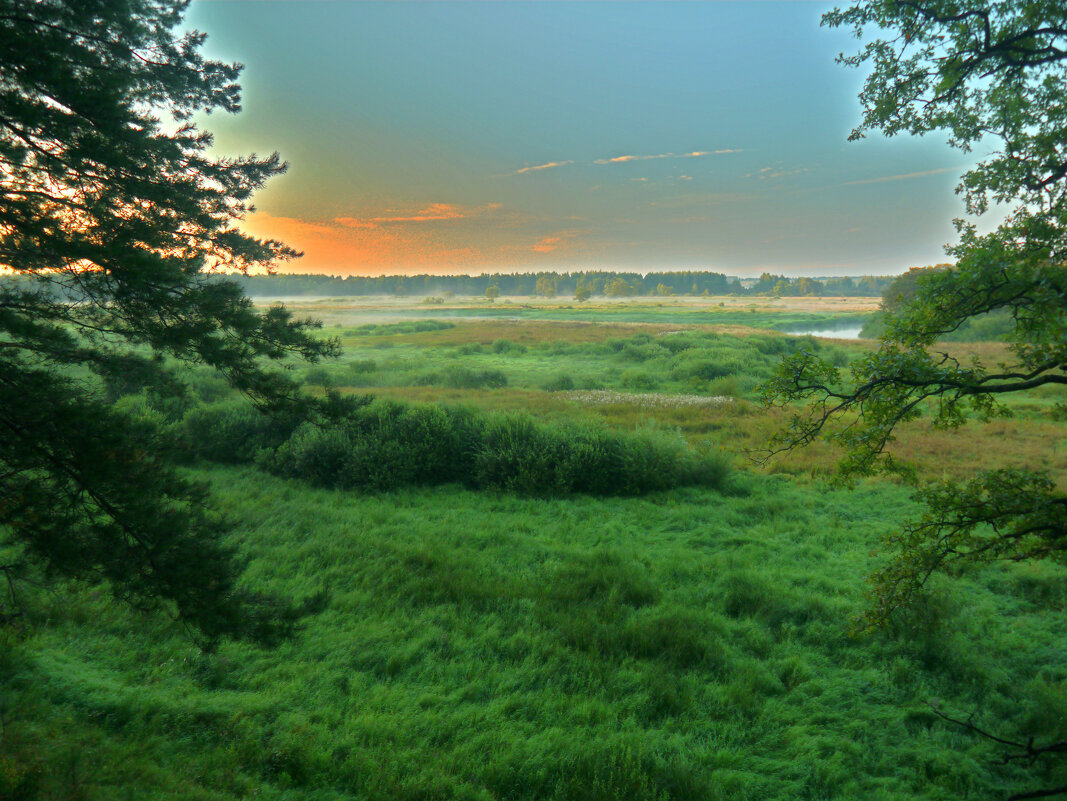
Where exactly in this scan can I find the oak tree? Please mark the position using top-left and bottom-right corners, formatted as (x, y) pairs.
(762, 2), (1066, 795)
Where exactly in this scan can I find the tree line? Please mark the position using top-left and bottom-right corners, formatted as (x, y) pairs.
(219, 270), (895, 299)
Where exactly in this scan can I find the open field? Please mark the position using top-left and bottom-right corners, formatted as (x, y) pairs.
(5, 296), (1066, 800)
(265, 295), (879, 331)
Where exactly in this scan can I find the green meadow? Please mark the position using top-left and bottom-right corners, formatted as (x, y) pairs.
(4, 298), (1066, 800)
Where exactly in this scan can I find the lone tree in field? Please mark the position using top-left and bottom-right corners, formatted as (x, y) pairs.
(0, 0), (335, 643)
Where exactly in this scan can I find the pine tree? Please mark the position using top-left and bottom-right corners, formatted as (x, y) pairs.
(0, 0), (336, 643)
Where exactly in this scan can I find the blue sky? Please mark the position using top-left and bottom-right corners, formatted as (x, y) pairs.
(187, 1), (972, 276)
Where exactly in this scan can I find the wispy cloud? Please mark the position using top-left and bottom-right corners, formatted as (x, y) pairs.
(593, 150), (712, 165)
(505, 149), (739, 176)
(747, 166), (808, 179)
(843, 167), (955, 186)
(335, 202), (502, 229)
(510, 160), (573, 176)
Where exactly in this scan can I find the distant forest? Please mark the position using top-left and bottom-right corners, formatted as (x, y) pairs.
(222, 270), (895, 298)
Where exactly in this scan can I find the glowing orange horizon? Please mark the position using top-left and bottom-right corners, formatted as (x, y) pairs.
(240, 206), (587, 275)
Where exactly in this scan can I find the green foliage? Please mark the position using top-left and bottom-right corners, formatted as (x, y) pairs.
(766, 0), (1067, 604)
(543, 373), (576, 392)
(416, 365), (509, 389)
(2, 374), (299, 646)
(766, 3), (1067, 791)
(349, 358), (378, 374)
(492, 338), (528, 354)
(177, 401), (303, 464)
(0, 0), (337, 640)
(353, 320), (454, 336)
(6, 469), (1065, 799)
(255, 399), (729, 496)
(218, 268), (891, 299)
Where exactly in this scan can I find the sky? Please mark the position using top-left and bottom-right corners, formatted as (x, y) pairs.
(186, 1), (975, 278)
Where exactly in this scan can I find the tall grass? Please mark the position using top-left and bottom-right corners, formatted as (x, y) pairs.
(252, 399), (729, 495)
(5, 470), (1064, 800)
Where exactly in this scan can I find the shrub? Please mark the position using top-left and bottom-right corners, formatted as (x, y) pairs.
(621, 369), (659, 391)
(542, 373), (575, 392)
(303, 366), (331, 386)
(414, 367), (508, 389)
(178, 401), (302, 464)
(441, 366), (507, 389)
(229, 399), (730, 497)
(675, 359), (742, 382)
(620, 343), (669, 362)
(472, 413), (571, 493)
(265, 401), (478, 490)
(262, 422), (356, 486)
(491, 338), (527, 355)
(657, 335), (697, 354)
(348, 359), (377, 374)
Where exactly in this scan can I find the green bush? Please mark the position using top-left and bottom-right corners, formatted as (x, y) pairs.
(261, 422), (355, 485)
(443, 366), (508, 389)
(354, 320), (454, 336)
(265, 402), (478, 490)
(621, 369), (659, 391)
(178, 401), (302, 464)
(255, 399), (729, 497)
(542, 374), (575, 392)
(620, 343), (669, 362)
(491, 338), (527, 355)
(674, 358), (742, 382)
(348, 358), (377, 374)
(472, 413), (574, 494)
(414, 366), (508, 389)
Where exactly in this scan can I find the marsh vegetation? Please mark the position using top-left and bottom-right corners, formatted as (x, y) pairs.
(4, 296), (1065, 800)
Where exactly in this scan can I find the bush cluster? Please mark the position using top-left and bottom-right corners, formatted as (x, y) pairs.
(176, 397), (728, 496)
(415, 366), (508, 389)
(352, 320), (454, 336)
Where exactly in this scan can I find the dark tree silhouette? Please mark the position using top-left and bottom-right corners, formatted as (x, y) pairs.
(0, 0), (336, 643)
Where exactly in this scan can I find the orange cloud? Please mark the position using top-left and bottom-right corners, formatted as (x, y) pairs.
(530, 229), (586, 254)
(532, 235), (563, 253)
(241, 210), (484, 274)
(238, 202), (579, 274)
